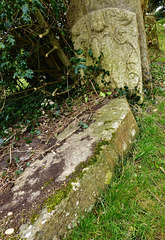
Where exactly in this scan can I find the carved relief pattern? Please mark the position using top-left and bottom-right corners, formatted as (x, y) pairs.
(71, 8), (142, 91)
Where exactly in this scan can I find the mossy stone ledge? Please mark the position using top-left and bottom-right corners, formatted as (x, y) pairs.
(0, 98), (138, 240)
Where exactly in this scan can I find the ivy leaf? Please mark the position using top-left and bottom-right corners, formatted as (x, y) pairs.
(15, 168), (23, 175)
(74, 64), (86, 74)
(78, 63), (86, 69)
(35, 130), (41, 136)
(13, 71), (19, 79)
(79, 121), (88, 129)
(0, 42), (5, 49)
(14, 157), (20, 163)
(22, 4), (30, 23)
(75, 49), (83, 55)
(0, 138), (4, 146)
(25, 69), (34, 79)
(4, 21), (12, 28)
(106, 91), (112, 96)
(88, 48), (93, 58)
(32, 0), (45, 11)
(74, 66), (79, 74)
(99, 92), (106, 98)
(80, 58), (86, 62)
(7, 35), (15, 46)
(70, 57), (77, 63)
(105, 70), (110, 76)
(22, 4), (29, 15)
(27, 162), (30, 167)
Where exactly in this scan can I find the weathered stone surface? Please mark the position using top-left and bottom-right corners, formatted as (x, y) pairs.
(145, 16), (159, 49)
(71, 8), (143, 95)
(0, 98), (138, 239)
(67, 0), (150, 86)
(18, 98), (138, 239)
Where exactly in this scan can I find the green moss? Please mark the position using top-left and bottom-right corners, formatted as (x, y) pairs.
(104, 170), (113, 184)
(91, 140), (110, 159)
(74, 140), (110, 177)
(30, 212), (40, 224)
(44, 181), (73, 212)
(34, 141), (110, 215)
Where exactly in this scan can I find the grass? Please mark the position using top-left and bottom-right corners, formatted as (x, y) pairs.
(66, 21), (165, 240)
(157, 19), (165, 25)
(66, 99), (165, 240)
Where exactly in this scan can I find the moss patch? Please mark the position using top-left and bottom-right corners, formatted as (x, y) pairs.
(44, 182), (72, 212)
(104, 170), (113, 184)
(73, 140), (110, 179)
(43, 140), (110, 212)
(30, 212), (40, 224)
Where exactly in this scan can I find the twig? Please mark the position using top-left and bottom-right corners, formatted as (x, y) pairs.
(89, 79), (99, 96)
(3, 134), (15, 145)
(63, 0), (69, 8)
(148, 190), (165, 207)
(66, 68), (70, 98)
(0, 150), (34, 160)
(0, 145), (8, 154)
(56, 85), (76, 96)
(159, 167), (165, 174)
(0, 89), (6, 112)
(0, 73), (6, 112)
(40, 88), (52, 96)
(6, 80), (65, 97)
(9, 145), (12, 164)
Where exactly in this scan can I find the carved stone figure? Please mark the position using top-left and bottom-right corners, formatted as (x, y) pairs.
(71, 8), (143, 95)
(68, 0), (150, 92)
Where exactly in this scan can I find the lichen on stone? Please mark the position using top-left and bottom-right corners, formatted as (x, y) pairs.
(104, 170), (113, 184)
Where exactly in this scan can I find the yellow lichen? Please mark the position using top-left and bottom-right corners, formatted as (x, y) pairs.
(104, 170), (112, 184)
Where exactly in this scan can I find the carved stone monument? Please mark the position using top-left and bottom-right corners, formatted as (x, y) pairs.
(71, 8), (143, 93)
(145, 16), (159, 49)
(68, 0), (150, 99)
